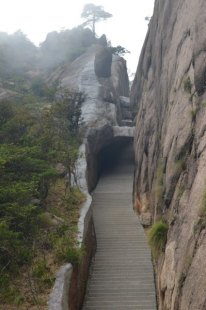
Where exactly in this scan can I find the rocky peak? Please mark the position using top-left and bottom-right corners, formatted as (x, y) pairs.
(48, 40), (132, 192)
(50, 41), (130, 128)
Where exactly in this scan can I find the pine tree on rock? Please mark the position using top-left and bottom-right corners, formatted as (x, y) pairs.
(81, 3), (112, 37)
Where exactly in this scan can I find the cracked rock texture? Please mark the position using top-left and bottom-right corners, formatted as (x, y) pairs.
(49, 44), (129, 128)
(131, 0), (206, 309)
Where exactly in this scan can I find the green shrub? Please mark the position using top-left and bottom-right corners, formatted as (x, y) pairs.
(111, 45), (130, 56)
(0, 274), (24, 305)
(37, 212), (53, 228)
(65, 247), (84, 265)
(66, 187), (86, 208)
(54, 234), (84, 265)
(148, 220), (168, 258)
(32, 259), (54, 288)
(32, 260), (47, 278)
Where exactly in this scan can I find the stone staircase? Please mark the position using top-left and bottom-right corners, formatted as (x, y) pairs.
(119, 96), (134, 127)
(83, 144), (157, 310)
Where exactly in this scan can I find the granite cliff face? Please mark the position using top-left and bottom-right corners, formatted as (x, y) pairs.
(131, 0), (206, 309)
(49, 44), (129, 128)
(49, 43), (131, 192)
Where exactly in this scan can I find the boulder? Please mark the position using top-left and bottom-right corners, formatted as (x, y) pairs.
(94, 47), (112, 78)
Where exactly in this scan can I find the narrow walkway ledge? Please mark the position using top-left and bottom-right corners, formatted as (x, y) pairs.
(48, 264), (73, 310)
(83, 142), (157, 310)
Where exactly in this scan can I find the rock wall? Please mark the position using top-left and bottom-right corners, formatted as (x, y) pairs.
(52, 42), (131, 191)
(131, 0), (206, 309)
(50, 43), (130, 128)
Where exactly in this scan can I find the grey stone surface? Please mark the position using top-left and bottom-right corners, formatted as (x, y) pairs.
(131, 0), (206, 309)
(140, 212), (152, 227)
(50, 43), (130, 129)
(119, 96), (130, 107)
(113, 126), (134, 138)
(94, 47), (112, 78)
(111, 55), (129, 97)
(49, 264), (72, 310)
(119, 96), (132, 120)
(50, 45), (129, 129)
(79, 57), (117, 128)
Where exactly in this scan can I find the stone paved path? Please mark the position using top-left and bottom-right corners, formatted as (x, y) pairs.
(83, 144), (157, 310)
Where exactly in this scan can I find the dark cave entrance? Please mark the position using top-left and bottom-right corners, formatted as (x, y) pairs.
(97, 137), (134, 177)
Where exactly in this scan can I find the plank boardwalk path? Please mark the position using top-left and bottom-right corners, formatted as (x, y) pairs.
(83, 144), (157, 310)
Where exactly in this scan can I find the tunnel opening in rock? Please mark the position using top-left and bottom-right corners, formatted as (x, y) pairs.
(97, 137), (134, 177)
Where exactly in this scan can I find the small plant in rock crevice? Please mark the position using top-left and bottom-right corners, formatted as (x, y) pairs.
(148, 220), (168, 258)
(183, 77), (192, 94)
(190, 108), (198, 122)
(193, 190), (206, 234)
(200, 189), (206, 217)
(173, 159), (187, 176)
(194, 188), (206, 232)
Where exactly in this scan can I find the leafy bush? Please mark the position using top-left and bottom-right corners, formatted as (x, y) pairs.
(111, 45), (130, 56)
(65, 247), (84, 265)
(31, 77), (59, 100)
(32, 259), (54, 289)
(37, 212), (53, 228)
(148, 220), (168, 258)
(0, 273), (24, 305)
(66, 187), (86, 207)
(55, 235), (84, 265)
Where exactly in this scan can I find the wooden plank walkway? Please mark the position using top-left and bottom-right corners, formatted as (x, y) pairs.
(83, 144), (157, 310)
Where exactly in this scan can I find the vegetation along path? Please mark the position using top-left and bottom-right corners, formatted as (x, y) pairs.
(83, 143), (157, 309)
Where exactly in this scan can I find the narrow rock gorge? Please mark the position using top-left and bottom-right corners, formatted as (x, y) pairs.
(131, 0), (206, 309)
(49, 38), (138, 309)
(3, 2), (206, 307)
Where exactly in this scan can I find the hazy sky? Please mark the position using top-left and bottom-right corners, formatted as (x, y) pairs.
(0, 0), (154, 72)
